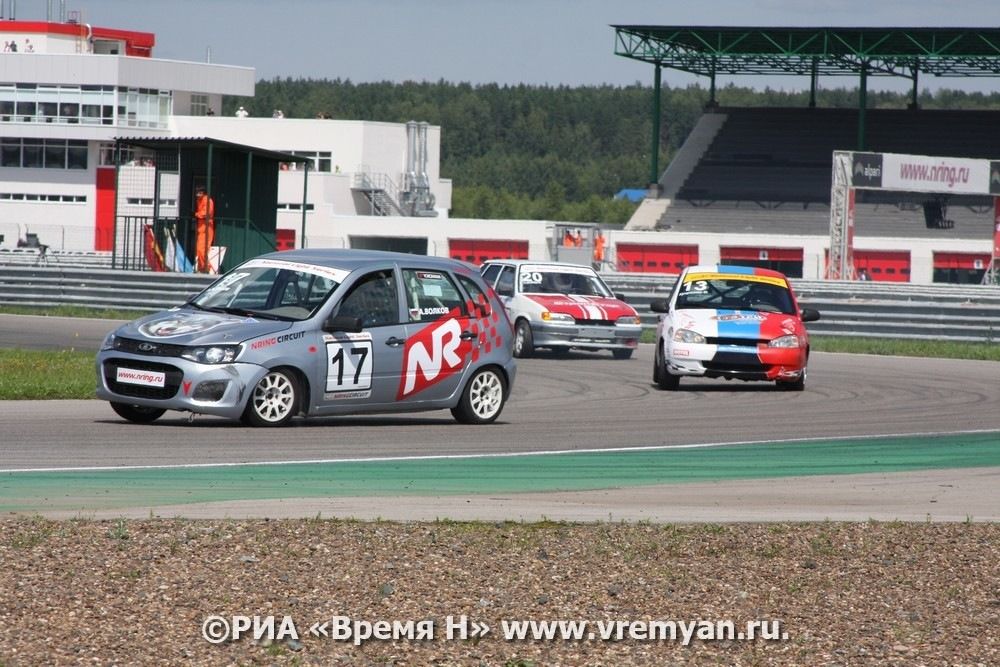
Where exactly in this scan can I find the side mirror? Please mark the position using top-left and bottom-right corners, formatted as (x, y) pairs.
(615, 292), (627, 302)
(324, 314), (363, 333)
(649, 299), (670, 314)
(799, 308), (821, 323)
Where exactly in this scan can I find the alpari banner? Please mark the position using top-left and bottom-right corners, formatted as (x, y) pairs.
(863, 152), (993, 195)
(851, 153), (883, 188)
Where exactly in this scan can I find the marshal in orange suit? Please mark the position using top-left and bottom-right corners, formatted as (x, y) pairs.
(194, 185), (215, 273)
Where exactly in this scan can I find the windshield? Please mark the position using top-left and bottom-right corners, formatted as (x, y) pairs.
(675, 274), (795, 315)
(190, 259), (347, 321)
(518, 268), (612, 297)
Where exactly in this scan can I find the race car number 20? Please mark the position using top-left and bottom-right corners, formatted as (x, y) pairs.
(326, 341), (373, 392)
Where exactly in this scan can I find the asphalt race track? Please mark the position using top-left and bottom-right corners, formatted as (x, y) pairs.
(2, 314), (1000, 471)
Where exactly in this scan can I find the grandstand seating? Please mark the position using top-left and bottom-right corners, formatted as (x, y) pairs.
(663, 107), (1000, 238)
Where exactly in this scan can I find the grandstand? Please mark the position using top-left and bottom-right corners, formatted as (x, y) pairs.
(614, 26), (1000, 283)
(662, 107), (999, 240)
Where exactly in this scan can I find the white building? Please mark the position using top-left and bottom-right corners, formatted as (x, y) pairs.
(0, 15), (456, 256)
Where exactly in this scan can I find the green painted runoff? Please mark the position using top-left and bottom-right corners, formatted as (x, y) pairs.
(1, 432), (998, 512)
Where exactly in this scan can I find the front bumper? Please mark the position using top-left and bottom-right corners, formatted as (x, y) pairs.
(531, 322), (641, 350)
(667, 343), (806, 381)
(95, 353), (269, 419)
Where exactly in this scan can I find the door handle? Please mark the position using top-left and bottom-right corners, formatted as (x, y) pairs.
(459, 331), (476, 341)
(385, 336), (406, 347)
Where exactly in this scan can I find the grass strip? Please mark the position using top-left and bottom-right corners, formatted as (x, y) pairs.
(0, 349), (95, 400)
(0, 305), (149, 320)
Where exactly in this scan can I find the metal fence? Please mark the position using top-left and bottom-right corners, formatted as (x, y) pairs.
(601, 274), (1000, 343)
(1, 265), (999, 342)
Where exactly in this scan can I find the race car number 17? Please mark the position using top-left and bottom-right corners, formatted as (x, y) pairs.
(326, 341), (373, 392)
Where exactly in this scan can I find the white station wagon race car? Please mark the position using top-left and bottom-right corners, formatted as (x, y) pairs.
(479, 259), (642, 359)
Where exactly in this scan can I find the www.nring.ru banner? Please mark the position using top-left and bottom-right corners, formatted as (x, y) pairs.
(857, 151), (993, 195)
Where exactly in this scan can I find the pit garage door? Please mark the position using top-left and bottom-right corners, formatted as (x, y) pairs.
(933, 251), (990, 284)
(449, 239), (528, 265)
(720, 246), (803, 278)
(855, 250), (911, 283)
(615, 243), (698, 274)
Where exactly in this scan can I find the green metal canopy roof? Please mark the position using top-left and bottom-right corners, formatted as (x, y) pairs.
(613, 26), (1000, 78)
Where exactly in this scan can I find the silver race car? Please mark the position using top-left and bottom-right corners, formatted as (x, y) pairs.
(96, 249), (516, 426)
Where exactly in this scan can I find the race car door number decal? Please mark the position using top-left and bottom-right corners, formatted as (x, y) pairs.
(325, 341), (373, 393)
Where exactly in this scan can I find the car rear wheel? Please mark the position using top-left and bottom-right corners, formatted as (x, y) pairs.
(110, 402), (166, 424)
(242, 368), (299, 427)
(451, 367), (506, 424)
(612, 348), (634, 360)
(655, 343), (679, 390)
(513, 320), (534, 358)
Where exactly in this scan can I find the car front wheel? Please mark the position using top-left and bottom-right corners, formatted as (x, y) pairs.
(777, 371), (806, 392)
(242, 368), (299, 427)
(655, 343), (679, 390)
(110, 402), (166, 423)
(513, 320), (534, 358)
(451, 367), (507, 424)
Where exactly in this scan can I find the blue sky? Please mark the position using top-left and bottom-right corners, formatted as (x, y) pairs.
(25, 1), (1000, 92)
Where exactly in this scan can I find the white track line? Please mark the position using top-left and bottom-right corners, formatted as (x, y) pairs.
(2, 428), (997, 475)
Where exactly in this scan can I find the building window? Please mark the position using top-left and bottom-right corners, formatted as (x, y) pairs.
(0, 190), (86, 203)
(0, 137), (88, 170)
(191, 94), (209, 116)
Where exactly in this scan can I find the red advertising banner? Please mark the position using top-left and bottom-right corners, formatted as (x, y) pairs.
(993, 196), (1000, 258)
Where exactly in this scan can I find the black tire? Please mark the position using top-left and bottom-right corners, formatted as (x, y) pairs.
(655, 343), (679, 390)
(513, 320), (534, 358)
(612, 348), (634, 360)
(110, 402), (165, 423)
(451, 367), (507, 424)
(241, 368), (300, 427)
(777, 372), (806, 392)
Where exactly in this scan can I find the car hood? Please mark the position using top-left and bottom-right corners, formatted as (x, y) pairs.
(117, 309), (294, 345)
(672, 308), (804, 340)
(525, 294), (638, 320)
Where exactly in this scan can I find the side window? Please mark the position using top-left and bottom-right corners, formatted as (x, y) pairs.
(481, 263), (502, 286)
(456, 273), (490, 315)
(337, 270), (399, 328)
(495, 266), (515, 297)
(403, 269), (467, 322)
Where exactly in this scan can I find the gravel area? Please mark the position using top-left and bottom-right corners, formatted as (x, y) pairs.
(1, 519), (997, 666)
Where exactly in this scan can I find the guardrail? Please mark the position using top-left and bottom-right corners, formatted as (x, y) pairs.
(1, 265), (999, 342)
(601, 274), (1000, 343)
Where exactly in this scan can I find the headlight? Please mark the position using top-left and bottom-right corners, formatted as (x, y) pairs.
(616, 315), (641, 326)
(100, 332), (117, 350)
(180, 345), (241, 364)
(541, 311), (574, 323)
(673, 328), (706, 344)
(769, 334), (801, 348)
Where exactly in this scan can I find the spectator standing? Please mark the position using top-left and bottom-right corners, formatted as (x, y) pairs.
(194, 186), (216, 273)
(235, 106), (249, 118)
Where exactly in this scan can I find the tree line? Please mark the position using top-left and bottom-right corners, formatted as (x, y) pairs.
(225, 80), (1000, 224)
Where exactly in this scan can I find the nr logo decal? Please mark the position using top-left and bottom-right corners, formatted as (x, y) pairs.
(397, 310), (472, 400)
